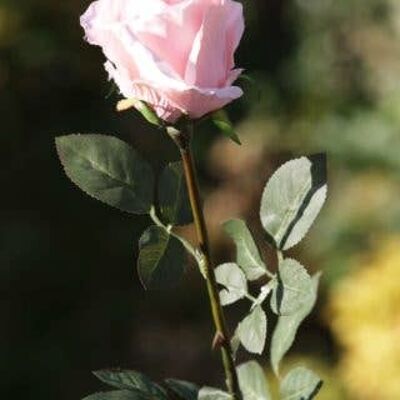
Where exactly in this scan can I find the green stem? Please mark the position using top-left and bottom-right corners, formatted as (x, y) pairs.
(169, 123), (242, 400)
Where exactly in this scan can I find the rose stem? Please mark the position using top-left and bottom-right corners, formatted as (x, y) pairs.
(168, 122), (242, 400)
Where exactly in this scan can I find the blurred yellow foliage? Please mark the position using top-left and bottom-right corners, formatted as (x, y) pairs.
(328, 237), (400, 399)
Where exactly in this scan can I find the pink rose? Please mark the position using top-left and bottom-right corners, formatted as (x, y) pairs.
(81, 0), (244, 123)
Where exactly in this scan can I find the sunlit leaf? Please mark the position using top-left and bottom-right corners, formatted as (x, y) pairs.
(270, 258), (312, 316)
(231, 333), (241, 361)
(260, 155), (327, 250)
(223, 219), (267, 280)
(198, 387), (231, 400)
(237, 361), (271, 400)
(137, 226), (185, 290)
(56, 134), (154, 214)
(270, 274), (321, 376)
(237, 306), (267, 354)
(215, 263), (248, 306)
(280, 367), (323, 400)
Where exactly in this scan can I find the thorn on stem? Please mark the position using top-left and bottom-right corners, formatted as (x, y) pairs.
(212, 331), (226, 350)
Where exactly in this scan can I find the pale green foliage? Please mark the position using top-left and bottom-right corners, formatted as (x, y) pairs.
(270, 274), (321, 376)
(260, 156), (327, 250)
(270, 258), (313, 316)
(215, 155), (326, 398)
(198, 387), (232, 400)
(230, 333), (241, 361)
(284, 185), (327, 251)
(280, 367), (322, 400)
(223, 219), (268, 280)
(215, 263), (248, 306)
(56, 134), (154, 214)
(237, 361), (271, 400)
(137, 226), (185, 290)
(237, 305), (267, 354)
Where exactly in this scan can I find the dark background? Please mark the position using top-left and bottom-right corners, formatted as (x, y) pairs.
(1, 1), (400, 399)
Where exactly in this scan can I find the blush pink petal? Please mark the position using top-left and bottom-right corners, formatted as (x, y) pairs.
(106, 59), (243, 122)
(81, 0), (245, 123)
(185, 1), (243, 88)
(81, 0), (143, 82)
(224, 1), (245, 72)
(105, 61), (184, 122)
(185, 4), (229, 87)
(163, 85), (244, 119)
(131, 82), (184, 122)
(125, 0), (210, 78)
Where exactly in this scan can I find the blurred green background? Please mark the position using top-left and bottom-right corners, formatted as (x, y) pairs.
(1, 0), (400, 399)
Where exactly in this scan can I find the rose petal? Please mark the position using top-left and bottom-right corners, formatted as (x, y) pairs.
(81, 0), (245, 123)
(163, 84), (243, 119)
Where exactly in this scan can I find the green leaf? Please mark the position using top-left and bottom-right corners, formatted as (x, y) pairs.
(238, 73), (257, 86)
(56, 134), (154, 214)
(137, 226), (186, 290)
(237, 305), (267, 354)
(164, 379), (199, 400)
(93, 370), (166, 399)
(135, 100), (162, 127)
(215, 263), (248, 306)
(117, 99), (162, 127)
(260, 155), (327, 250)
(223, 219), (267, 281)
(280, 367), (323, 400)
(211, 110), (241, 145)
(158, 162), (193, 226)
(198, 387), (231, 400)
(231, 333), (241, 361)
(82, 390), (148, 400)
(270, 274), (320, 376)
(237, 361), (271, 400)
(270, 258), (313, 316)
